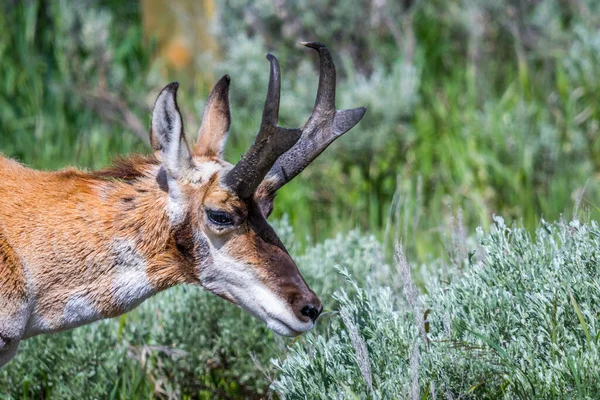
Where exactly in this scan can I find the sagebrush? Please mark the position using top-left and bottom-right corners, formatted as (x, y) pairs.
(273, 218), (600, 399)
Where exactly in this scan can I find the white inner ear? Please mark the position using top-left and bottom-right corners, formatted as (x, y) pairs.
(151, 85), (194, 225)
(194, 76), (231, 158)
(151, 87), (191, 179)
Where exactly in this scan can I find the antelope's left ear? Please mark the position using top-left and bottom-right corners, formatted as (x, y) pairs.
(150, 82), (192, 179)
(194, 75), (231, 157)
(254, 178), (277, 218)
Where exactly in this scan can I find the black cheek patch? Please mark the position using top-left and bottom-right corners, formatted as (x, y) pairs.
(155, 167), (169, 192)
(173, 216), (214, 272)
(173, 216), (196, 262)
(197, 234), (211, 260)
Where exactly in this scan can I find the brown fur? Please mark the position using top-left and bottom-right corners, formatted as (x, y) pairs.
(0, 148), (301, 333)
(0, 229), (26, 308)
(92, 154), (160, 182)
(0, 154), (196, 329)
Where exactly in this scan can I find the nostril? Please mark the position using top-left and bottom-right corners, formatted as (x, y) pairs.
(300, 304), (321, 322)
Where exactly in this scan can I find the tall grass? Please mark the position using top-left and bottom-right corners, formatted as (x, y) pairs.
(0, 1), (149, 169)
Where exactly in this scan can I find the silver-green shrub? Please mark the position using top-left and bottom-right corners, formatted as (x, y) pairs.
(272, 218), (600, 399)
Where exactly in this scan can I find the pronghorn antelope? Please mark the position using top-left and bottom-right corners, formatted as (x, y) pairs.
(0, 42), (365, 367)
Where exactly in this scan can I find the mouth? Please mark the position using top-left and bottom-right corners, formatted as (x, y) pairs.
(210, 287), (314, 336)
(204, 268), (318, 336)
(264, 314), (315, 337)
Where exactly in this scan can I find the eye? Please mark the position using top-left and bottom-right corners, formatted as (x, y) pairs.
(206, 209), (234, 226)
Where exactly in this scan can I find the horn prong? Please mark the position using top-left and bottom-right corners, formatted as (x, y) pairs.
(225, 43), (365, 200)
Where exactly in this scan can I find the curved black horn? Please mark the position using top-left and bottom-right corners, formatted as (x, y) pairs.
(223, 54), (302, 199)
(261, 42), (366, 193)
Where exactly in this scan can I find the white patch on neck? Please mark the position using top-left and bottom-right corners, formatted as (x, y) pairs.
(111, 239), (154, 312)
(0, 295), (30, 341)
(20, 264), (50, 339)
(61, 294), (102, 329)
(22, 313), (51, 339)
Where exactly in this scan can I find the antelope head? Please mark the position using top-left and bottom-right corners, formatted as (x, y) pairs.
(150, 42), (365, 336)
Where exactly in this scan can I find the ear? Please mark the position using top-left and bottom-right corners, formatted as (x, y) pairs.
(194, 75), (231, 158)
(254, 177), (277, 218)
(150, 82), (192, 178)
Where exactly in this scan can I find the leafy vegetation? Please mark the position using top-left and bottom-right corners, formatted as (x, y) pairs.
(274, 218), (600, 398)
(2, 0), (600, 398)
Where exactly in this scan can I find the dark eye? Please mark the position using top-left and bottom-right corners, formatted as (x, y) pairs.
(206, 209), (234, 226)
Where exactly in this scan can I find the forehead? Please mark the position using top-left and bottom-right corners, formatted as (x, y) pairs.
(202, 183), (245, 213)
(186, 156), (246, 213)
(189, 156), (230, 183)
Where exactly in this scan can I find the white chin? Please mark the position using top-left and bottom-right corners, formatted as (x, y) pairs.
(266, 318), (314, 337)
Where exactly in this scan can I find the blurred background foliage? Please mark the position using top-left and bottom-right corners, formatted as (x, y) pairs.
(0, 0), (600, 258)
(3, 0), (600, 256)
(2, 0), (600, 398)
